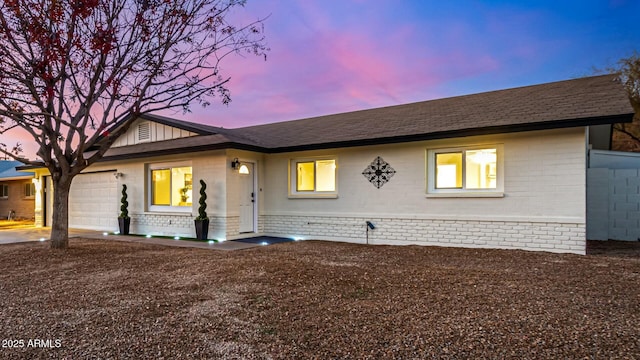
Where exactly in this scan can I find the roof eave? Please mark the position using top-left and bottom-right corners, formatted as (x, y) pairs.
(29, 112), (637, 162)
(266, 113), (635, 153)
(97, 142), (268, 162)
(0, 175), (33, 181)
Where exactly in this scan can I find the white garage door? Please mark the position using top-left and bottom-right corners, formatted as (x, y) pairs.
(69, 171), (118, 230)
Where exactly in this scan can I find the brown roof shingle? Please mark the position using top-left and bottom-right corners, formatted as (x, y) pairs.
(236, 74), (633, 151)
(103, 74), (634, 160)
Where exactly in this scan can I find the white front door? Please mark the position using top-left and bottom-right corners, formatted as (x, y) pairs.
(238, 162), (255, 233)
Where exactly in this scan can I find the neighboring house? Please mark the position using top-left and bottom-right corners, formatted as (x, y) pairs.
(0, 160), (35, 220)
(26, 74), (635, 254)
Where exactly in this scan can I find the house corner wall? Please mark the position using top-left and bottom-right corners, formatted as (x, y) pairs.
(262, 128), (587, 254)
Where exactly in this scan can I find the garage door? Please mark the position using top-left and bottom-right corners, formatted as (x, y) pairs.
(69, 171), (118, 230)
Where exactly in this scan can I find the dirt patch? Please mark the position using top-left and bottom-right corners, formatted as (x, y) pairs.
(0, 239), (639, 359)
(587, 239), (640, 258)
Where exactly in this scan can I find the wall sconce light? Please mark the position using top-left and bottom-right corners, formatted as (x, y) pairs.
(114, 172), (123, 179)
(231, 158), (240, 170)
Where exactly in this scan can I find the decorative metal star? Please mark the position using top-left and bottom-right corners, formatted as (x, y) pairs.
(362, 156), (396, 189)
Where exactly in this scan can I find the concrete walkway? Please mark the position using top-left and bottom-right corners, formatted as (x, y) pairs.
(0, 227), (261, 250)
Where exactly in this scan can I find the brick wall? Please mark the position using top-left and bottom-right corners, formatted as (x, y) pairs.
(0, 181), (35, 220)
(263, 215), (586, 254)
(130, 213), (245, 241)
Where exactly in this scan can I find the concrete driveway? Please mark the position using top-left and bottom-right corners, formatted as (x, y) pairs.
(0, 227), (108, 245)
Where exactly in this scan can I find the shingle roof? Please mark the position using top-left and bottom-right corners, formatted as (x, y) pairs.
(236, 74), (633, 151)
(102, 74), (634, 160)
(0, 160), (33, 180)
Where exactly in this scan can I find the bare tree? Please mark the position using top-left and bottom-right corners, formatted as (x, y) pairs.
(0, 0), (267, 248)
(613, 52), (640, 150)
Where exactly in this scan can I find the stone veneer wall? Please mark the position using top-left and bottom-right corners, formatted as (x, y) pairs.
(262, 215), (586, 254)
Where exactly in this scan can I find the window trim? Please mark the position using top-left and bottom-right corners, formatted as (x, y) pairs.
(426, 144), (504, 198)
(288, 157), (338, 198)
(147, 161), (193, 213)
(24, 182), (35, 198)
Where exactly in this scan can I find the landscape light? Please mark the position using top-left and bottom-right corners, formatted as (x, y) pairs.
(114, 231), (120, 235)
(261, 241), (269, 246)
(103, 232), (108, 236)
(39, 238), (45, 242)
(145, 234), (152, 238)
(208, 240), (215, 244)
(174, 236), (180, 240)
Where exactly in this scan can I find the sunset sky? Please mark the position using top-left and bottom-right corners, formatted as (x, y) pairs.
(2, 0), (640, 159)
(180, 0), (639, 127)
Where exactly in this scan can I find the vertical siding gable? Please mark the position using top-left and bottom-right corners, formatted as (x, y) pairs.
(111, 119), (198, 147)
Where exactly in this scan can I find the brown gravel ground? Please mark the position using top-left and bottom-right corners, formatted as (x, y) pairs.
(0, 239), (639, 359)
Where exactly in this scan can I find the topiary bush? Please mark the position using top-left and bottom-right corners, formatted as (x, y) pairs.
(119, 184), (129, 219)
(196, 179), (208, 221)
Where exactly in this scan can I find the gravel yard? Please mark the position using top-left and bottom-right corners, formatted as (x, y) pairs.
(0, 239), (639, 359)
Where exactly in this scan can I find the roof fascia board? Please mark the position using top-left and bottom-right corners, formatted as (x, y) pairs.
(98, 142), (268, 162)
(136, 113), (216, 135)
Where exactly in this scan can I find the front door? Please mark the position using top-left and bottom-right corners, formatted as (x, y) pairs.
(238, 162), (255, 233)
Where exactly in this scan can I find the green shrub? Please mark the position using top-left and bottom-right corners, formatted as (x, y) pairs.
(119, 184), (129, 219)
(196, 179), (208, 221)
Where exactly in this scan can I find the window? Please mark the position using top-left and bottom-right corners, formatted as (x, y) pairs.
(289, 158), (337, 197)
(427, 145), (503, 196)
(24, 182), (36, 198)
(0, 184), (8, 199)
(148, 162), (193, 211)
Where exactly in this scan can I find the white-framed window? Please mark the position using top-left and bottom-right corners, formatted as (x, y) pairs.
(427, 145), (504, 197)
(0, 184), (8, 199)
(24, 182), (35, 198)
(289, 157), (337, 198)
(148, 161), (193, 212)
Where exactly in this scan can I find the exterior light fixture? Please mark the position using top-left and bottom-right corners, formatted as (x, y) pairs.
(231, 158), (240, 170)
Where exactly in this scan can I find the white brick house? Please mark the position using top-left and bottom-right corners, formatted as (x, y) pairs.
(28, 75), (635, 254)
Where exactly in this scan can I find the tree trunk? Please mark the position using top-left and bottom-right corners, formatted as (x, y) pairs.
(50, 176), (73, 249)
